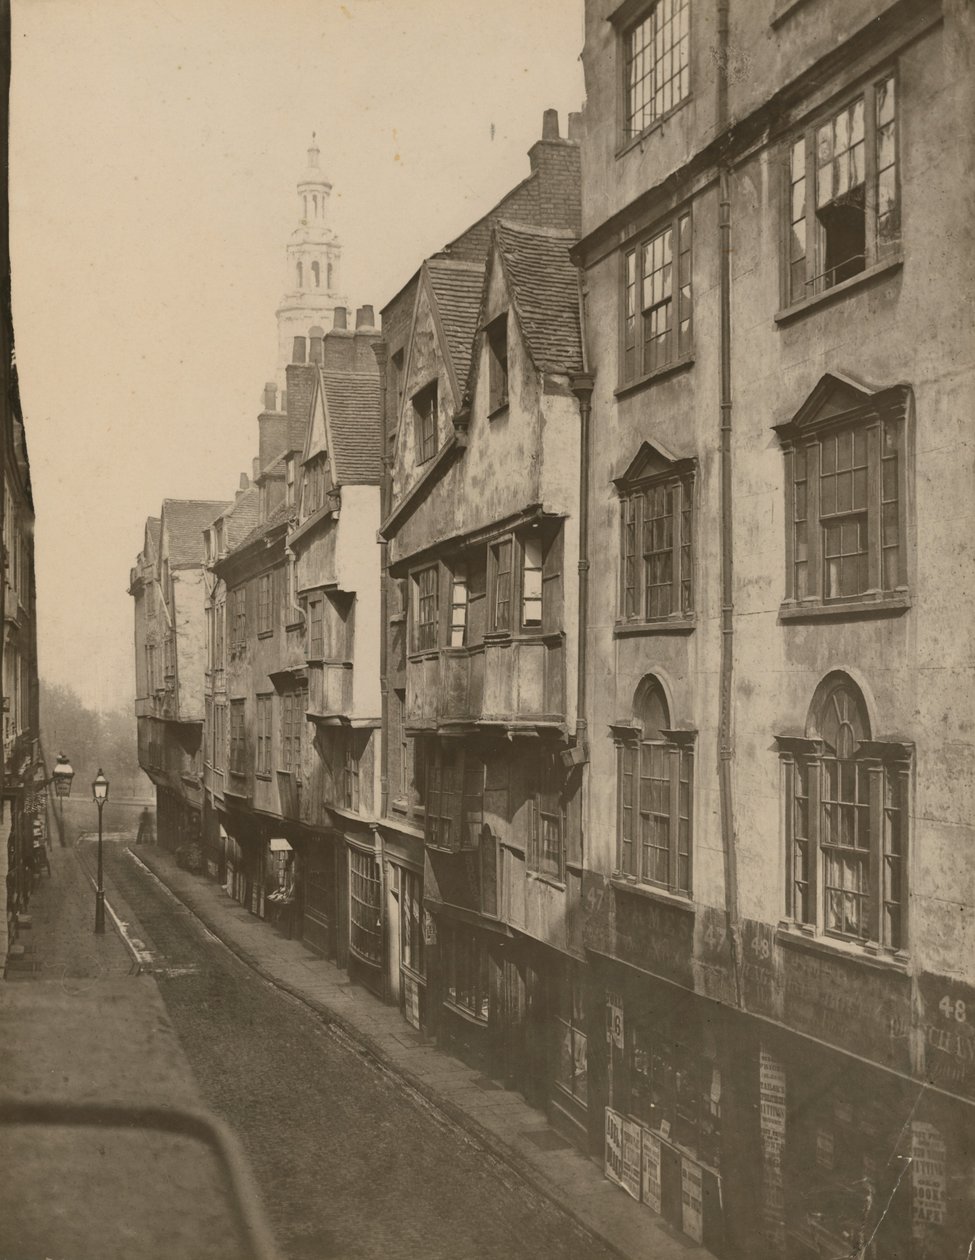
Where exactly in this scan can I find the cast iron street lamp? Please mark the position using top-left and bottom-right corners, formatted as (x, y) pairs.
(52, 753), (75, 847)
(92, 768), (109, 934)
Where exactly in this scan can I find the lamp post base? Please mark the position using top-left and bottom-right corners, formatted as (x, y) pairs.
(94, 889), (106, 935)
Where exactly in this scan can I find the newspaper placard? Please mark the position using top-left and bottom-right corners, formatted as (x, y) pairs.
(641, 1130), (662, 1214)
(621, 1119), (642, 1201)
(606, 991), (624, 1048)
(681, 1157), (704, 1243)
(604, 1107), (623, 1186)
(911, 1121), (947, 1231)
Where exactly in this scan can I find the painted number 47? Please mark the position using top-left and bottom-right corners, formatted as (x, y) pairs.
(939, 996), (967, 1023)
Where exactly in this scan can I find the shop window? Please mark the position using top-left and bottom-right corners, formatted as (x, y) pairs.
(486, 313), (508, 413)
(615, 677), (694, 895)
(778, 673), (911, 951)
(786, 72), (899, 306)
(443, 921), (490, 1023)
(622, 0), (690, 140)
(529, 748), (566, 881)
(413, 381), (438, 465)
(555, 966), (588, 1106)
(621, 211), (692, 385)
(400, 866), (424, 977)
(775, 377), (909, 613)
(256, 694), (272, 776)
(349, 848), (381, 965)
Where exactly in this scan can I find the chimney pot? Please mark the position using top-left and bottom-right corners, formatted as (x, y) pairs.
(309, 335), (324, 365)
(239, 473), (249, 490)
(292, 336), (306, 364)
(567, 112), (583, 143)
(542, 108), (560, 140)
(333, 306), (348, 331)
(263, 381), (277, 412)
(355, 304), (375, 329)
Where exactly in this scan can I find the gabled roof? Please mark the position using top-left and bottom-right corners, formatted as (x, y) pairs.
(226, 498), (293, 558)
(493, 221), (583, 376)
(321, 370), (382, 485)
(162, 499), (232, 568)
(425, 259), (485, 394)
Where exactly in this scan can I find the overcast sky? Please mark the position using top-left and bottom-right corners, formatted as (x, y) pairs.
(9, 0), (584, 713)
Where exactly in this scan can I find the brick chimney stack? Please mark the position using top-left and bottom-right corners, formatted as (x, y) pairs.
(292, 336), (307, 364)
(263, 382), (277, 412)
(528, 108), (582, 236)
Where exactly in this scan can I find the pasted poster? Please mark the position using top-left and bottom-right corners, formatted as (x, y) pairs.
(605, 991), (624, 1048)
(604, 1108), (623, 1186)
(641, 1129), (662, 1214)
(911, 1121), (947, 1233)
(759, 1046), (787, 1250)
(680, 1157), (704, 1243)
(621, 1118), (641, 1201)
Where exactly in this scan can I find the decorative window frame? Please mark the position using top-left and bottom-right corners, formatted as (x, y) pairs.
(773, 375), (911, 620)
(776, 674), (912, 957)
(614, 440), (696, 634)
(619, 209), (693, 389)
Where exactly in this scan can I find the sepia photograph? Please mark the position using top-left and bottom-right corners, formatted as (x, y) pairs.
(0, 0), (972, 1257)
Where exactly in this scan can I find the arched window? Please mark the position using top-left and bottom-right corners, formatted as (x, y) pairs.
(615, 677), (693, 895)
(312, 194), (318, 217)
(303, 195), (308, 220)
(327, 262), (333, 289)
(311, 261), (320, 288)
(778, 673), (911, 950)
(296, 261), (303, 288)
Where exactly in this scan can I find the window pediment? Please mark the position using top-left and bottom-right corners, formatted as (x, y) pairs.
(613, 440), (695, 490)
(773, 374), (910, 442)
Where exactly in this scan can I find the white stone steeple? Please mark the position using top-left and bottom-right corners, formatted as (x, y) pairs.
(275, 134), (347, 384)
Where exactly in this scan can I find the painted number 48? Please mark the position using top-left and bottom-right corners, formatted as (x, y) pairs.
(939, 996), (967, 1023)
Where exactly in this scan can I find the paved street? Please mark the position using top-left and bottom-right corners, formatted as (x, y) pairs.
(94, 840), (620, 1260)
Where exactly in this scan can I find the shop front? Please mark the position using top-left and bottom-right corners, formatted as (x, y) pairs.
(302, 830), (339, 960)
(347, 838), (383, 997)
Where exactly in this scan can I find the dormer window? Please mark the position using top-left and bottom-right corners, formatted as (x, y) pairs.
(486, 314), (509, 414)
(413, 382), (438, 465)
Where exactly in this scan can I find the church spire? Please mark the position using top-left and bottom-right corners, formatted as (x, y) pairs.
(275, 135), (346, 385)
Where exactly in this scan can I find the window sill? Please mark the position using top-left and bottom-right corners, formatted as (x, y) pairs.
(407, 649), (440, 663)
(615, 95), (693, 160)
(776, 923), (909, 973)
(775, 255), (903, 325)
(257, 630), (273, 640)
(527, 869), (566, 892)
(614, 616), (695, 638)
(255, 773), (272, 782)
(779, 591), (910, 622)
(611, 876), (695, 913)
(615, 355), (694, 400)
(442, 999), (489, 1028)
(488, 402), (510, 422)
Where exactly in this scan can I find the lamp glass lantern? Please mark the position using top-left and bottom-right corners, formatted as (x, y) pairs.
(52, 754), (75, 799)
(92, 769), (109, 804)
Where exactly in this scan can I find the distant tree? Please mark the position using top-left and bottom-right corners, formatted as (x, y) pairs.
(39, 680), (150, 799)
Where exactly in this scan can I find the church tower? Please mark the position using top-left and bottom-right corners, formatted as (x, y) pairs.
(275, 135), (347, 385)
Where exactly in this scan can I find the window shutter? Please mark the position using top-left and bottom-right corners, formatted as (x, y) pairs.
(541, 524), (564, 635)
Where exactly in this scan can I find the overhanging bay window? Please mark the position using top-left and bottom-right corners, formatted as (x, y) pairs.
(777, 673), (911, 953)
(349, 848), (382, 966)
(412, 565), (439, 652)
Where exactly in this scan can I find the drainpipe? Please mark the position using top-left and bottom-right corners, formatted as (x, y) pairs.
(372, 340), (390, 819)
(571, 276), (594, 882)
(717, 0), (744, 1008)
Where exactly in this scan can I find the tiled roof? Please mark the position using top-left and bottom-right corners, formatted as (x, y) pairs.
(494, 222), (583, 375)
(226, 499), (293, 557)
(425, 259), (485, 391)
(162, 499), (232, 567)
(322, 370), (382, 485)
(223, 487), (261, 550)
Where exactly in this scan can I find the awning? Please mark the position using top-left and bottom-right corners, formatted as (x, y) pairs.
(269, 838), (293, 853)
